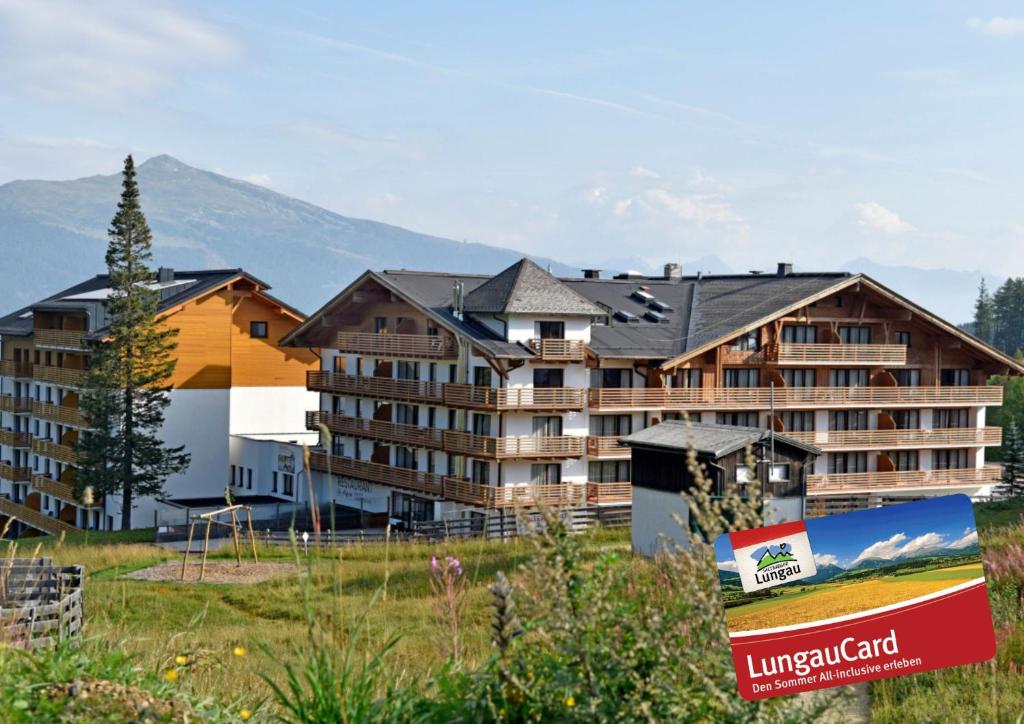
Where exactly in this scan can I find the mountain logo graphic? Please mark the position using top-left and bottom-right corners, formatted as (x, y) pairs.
(751, 543), (797, 571)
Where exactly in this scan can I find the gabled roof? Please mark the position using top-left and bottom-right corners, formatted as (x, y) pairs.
(622, 420), (821, 458)
(463, 258), (603, 316)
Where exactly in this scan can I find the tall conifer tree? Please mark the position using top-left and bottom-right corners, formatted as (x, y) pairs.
(973, 278), (995, 344)
(75, 155), (190, 529)
(999, 419), (1024, 499)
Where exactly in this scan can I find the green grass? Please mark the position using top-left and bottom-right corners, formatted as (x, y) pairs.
(975, 497), (1024, 530)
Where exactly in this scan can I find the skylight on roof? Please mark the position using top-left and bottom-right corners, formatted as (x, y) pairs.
(615, 309), (640, 323)
(649, 298), (673, 313)
(644, 310), (669, 323)
(60, 278), (197, 301)
(631, 289), (654, 303)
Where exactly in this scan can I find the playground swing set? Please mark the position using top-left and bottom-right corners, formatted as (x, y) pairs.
(180, 504), (259, 582)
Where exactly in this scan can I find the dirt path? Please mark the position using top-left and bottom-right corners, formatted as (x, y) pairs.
(123, 561), (301, 584)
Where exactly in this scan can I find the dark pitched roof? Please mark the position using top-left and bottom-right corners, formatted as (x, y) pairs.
(622, 420), (821, 458)
(463, 258), (603, 316)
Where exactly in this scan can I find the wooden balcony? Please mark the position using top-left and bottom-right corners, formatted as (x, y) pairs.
(0, 395), (33, 414)
(307, 371), (443, 405)
(586, 436), (631, 459)
(0, 496), (78, 536)
(32, 401), (86, 428)
(308, 450), (445, 497)
(767, 343), (907, 366)
(587, 385), (1003, 411)
(30, 474), (81, 505)
(0, 360), (33, 378)
(586, 481), (632, 505)
(0, 430), (32, 448)
(442, 431), (585, 459)
(785, 427), (1002, 451)
(807, 465), (1002, 495)
(31, 439), (81, 466)
(306, 411), (444, 449)
(527, 338), (586, 362)
(335, 332), (457, 359)
(442, 477), (587, 508)
(34, 328), (89, 351)
(0, 463), (32, 482)
(33, 366), (85, 387)
(443, 384), (585, 411)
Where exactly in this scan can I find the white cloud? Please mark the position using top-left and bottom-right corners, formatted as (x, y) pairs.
(856, 202), (915, 234)
(717, 559), (738, 572)
(629, 166), (661, 179)
(968, 17), (1024, 37)
(949, 529), (979, 549)
(813, 553), (839, 567)
(851, 531), (949, 567)
(0, 0), (238, 104)
(644, 188), (744, 225)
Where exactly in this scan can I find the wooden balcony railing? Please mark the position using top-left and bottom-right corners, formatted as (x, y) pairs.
(34, 328), (89, 351)
(33, 366), (85, 387)
(306, 411), (444, 449)
(527, 338), (587, 361)
(32, 401), (86, 428)
(807, 465), (1002, 495)
(586, 481), (632, 505)
(307, 371), (443, 405)
(443, 384), (586, 411)
(0, 463), (32, 482)
(442, 431), (585, 459)
(0, 496), (78, 536)
(0, 395), (33, 413)
(767, 343), (907, 366)
(335, 332), (457, 359)
(588, 386), (1003, 411)
(0, 360), (34, 378)
(31, 439), (81, 466)
(0, 430), (32, 448)
(586, 436), (631, 458)
(441, 477), (587, 508)
(785, 427), (1002, 451)
(30, 474), (79, 504)
(308, 451), (445, 497)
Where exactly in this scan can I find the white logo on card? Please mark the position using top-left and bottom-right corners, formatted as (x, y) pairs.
(734, 530), (817, 592)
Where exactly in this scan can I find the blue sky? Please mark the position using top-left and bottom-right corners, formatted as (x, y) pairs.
(2, 2), (1024, 275)
(716, 494), (979, 570)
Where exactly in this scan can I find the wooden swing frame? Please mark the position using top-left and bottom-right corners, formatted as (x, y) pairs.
(180, 504), (259, 582)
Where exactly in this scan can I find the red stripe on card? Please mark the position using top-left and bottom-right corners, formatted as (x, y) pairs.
(729, 519), (806, 550)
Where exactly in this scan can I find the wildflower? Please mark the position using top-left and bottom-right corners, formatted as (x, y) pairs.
(447, 556), (463, 576)
(233, 645), (247, 657)
(164, 669), (178, 683)
(430, 555), (440, 575)
(175, 655), (188, 666)
(565, 695), (575, 708)
(240, 709), (252, 720)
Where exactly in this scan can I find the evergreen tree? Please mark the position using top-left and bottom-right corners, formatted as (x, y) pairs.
(75, 155), (190, 529)
(997, 419), (1024, 499)
(993, 278), (1024, 356)
(973, 278), (995, 344)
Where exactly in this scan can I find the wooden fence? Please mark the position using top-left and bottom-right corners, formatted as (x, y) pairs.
(0, 557), (84, 647)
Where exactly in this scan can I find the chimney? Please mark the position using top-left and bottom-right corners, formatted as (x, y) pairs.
(452, 280), (465, 321)
(582, 269), (602, 279)
(777, 262), (793, 277)
(664, 262), (682, 280)
(157, 267), (174, 284)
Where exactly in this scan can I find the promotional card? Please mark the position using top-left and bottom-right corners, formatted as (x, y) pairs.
(716, 495), (995, 701)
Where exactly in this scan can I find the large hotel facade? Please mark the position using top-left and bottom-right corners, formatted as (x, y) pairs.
(284, 258), (1021, 526)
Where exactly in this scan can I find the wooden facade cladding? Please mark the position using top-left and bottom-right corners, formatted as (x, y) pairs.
(807, 465), (1001, 494)
(31, 439), (81, 466)
(33, 329), (89, 351)
(586, 436), (631, 459)
(31, 401), (86, 428)
(0, 430), (32, 448)
(587, 385), (1003, 411)
(527, 338), (587, 361)
(306, 411), (444, 449)
(335, 332), (456, 360)
(33, 366), (84, 388)
(442, 430), (585, 459)
(784, 427), (1002, 451)
(586, 481), (632, 505)
(0, 395), (33, 413)
(766, 343), (907, 366)
(0, 463), (32, 482)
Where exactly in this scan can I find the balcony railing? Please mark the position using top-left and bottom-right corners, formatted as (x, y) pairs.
(0, 360), (33, 378)
(527, 338), (587, 362)
(443, 384), (586, 411)
(588, 385), (1003, 411)
(785, 427), (1002, 451)
(32, 401), (86, 428)
(31, 439), (81, 466)
(335, 332), (457, 359)
(308, 450), (445, 497)
(0, 430), (32, 448)
(807, 465), (1002, 495)
(442, 431), (585, 459)
(306, 411), (444, 449)
(586, 436), (631, 459)
(34, 328), (89, 351)
(586, 481), (632, 505)
(33, 366), (85, 387)
(30, 474), (86, 505)
(0, 496), (78, 536)
(767, 343), (907, 366)
(442, 477), (587, 508)
(308, 371), (443, 405)
(0, 463), (32, 482)
(0, 395), (33, 413)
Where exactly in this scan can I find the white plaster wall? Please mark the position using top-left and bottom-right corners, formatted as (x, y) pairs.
(505, 316), (590, 344)
(229, 386), (317, 436)
(632, 486), (690, 555)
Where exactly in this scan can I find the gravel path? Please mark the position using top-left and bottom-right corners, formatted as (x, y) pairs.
(123, 561), (301, 584)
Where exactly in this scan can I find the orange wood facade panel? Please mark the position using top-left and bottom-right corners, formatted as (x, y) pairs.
(163, 290), (233, 389)
(230, 294), (318, 387)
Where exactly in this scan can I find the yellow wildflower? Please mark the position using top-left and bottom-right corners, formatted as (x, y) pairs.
(175, 655), (188, 666)
(164, 669), (178, 683)
(240, 709), (252, 721)
(233, 645), (247, 657)
(565, 695), (575, 708)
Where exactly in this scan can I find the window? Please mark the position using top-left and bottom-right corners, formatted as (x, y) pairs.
(530, 463), (561, 484)
(781, 325), (817, 344)
(471, 460), (490, 484)
(426, 451), (435, 473)
(732, 330), (759, 351)
(895, 331), (911, 346)
(537, 321), (565, 339)
(888, 409), (920, 429)
(395, 404), (419, 425)
(716, 411), (760, 427)
(935, 408), (969, 429)
(829, 410), (868, 431)
(891, 451), (918, 471)
(770, 464), (790, 483)
(835, 296), (843, 307)
(331, 437), (345, 456)
(533, 368), (564, 388)
(589, 460), (630, 482)
(736, 465), (755, 484)
(471, 413), (491, 436)
(374, 317), (387, 333)
(427, 323), (439, 337)
(473, 366), (492, 387)
(829, 369), (868, 387)
(249, 321), (268, 339)
(395, 447), (417, 470)
(890, 369), (920, 387)
(723, 368), (760, 388)
(247, 468), (253, 490)
(676, 368), (701, 389)
(332, 355), (345, 373)
(941, 369), (970, 386)
(829, 452), (867, 473)
(781, 369), (816, 388)
(429, 363), (437, 382)
(838, 326), (870, 344)
(592, 368), (630, 389)
(230, 464), (237, 485)
(933, 449), (968, 470)
(282, 473), (294, 496)
(532, 416), (563, 436)
(332, 395), (344, 414)
(427, 407), (437, 428)
(396, 361), (419, 380)
(589, 415), (631, 436)
(272, 471), (278, 493)
(781, 411), (814, 432)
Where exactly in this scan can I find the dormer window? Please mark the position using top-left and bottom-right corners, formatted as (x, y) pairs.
(537, 321), (565, 339)
(249, 321), (268, 339)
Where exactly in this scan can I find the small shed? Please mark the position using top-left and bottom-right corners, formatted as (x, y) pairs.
(622, 421), (820, 555)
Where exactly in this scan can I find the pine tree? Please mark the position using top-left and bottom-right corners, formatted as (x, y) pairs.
(973, 278), (995, 344)
(997, 419), (1024, 499)
(75, 155), (190, 529)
